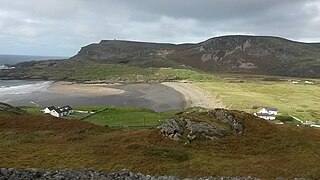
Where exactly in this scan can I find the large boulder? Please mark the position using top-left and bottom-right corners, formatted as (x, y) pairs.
(159, 108), (245, 142)
(185, 119), (229, 140)
(158, 118), (229, 141)
(209, 108), (244, 133)
(159, 119), (184, 140)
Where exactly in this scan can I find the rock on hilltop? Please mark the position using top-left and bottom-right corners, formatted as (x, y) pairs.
(159, 108), (245, 142)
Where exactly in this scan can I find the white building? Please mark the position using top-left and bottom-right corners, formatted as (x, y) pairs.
(305, 81), (314, 85)
(258, 107), (278, 115)
(42, 106), (72, 118)
(43, 106), (56, 114)
(254, 107), (278, 120)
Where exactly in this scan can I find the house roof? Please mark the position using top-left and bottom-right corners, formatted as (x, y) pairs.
(61, 106), (72, 111)
(47, 106), (56, 110)
(49, 105), (72, 114)
(56, 106), (72, 113)
(264, 107), (278, 111)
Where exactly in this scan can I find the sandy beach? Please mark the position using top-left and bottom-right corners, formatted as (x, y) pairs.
(48, 81), (223, 109)
(48, 81), (224, 109)
(48, 81), (125, 95)
(1, 80), (223, 112)
(161, 82), (224, 109)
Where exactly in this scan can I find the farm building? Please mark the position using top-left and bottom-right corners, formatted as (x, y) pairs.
(254, 107), (278, 120)
(304, 81), (314, 85)
(43, 106), (56, 114)
(42, 106), (73, 118)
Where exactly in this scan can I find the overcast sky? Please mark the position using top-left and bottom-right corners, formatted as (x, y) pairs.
(0, 0), (320, 56)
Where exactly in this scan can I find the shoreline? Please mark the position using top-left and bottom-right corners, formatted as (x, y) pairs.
(48, 81), (224, 109)
(48, 81), (125, 95)
(1, 80), (223, 111)
(47, 81), (224, 109)
(161, 82), (224, 109)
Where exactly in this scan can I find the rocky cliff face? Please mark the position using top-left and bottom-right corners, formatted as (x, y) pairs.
(72, 36), (320, 78)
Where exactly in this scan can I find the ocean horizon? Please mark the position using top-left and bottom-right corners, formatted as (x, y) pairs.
(0, 54), (66, 65)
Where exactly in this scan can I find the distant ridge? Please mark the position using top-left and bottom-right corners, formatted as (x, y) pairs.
(1, 35), (320, 79)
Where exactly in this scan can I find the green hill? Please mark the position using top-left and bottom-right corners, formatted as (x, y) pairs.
(1, 35), (320, 80)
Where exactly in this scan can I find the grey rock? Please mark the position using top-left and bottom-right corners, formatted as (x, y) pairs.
(159, 119), (184, 140)
(185, 119), (228, 139)
(0, 168), (263, 180)
(159, 118), (229, 142)
(209, 109), (244, 133)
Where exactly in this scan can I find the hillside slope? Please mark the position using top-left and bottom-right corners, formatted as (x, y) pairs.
(72, 40), (181, 68)
(1, 35), (319, 80)
(0, 108), (320, 179)
(170, 36), (320, 77)
(71, 35), (320, 78)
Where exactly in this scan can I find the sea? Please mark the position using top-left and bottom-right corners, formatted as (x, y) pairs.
(0, 54), (66, 65)
(0, 80), (51, 95)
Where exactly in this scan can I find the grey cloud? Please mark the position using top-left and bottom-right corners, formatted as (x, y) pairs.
(0, 0), (319, 56)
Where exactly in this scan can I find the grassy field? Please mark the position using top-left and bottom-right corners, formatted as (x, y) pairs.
(196, 75), (320, 122)
(1, 111), (320, 179)
(5, 60), (215, 82)
(20, 106), (178, 127)
(19, 106), (43, 115)
(72, 64), (214, 82)
(80, 106), (177, 127)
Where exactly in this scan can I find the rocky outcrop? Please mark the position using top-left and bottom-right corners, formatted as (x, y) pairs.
(159, 119), (185, 141)
(0, 168), (259, 180)
(208, 108), (244, 133)
(159, 119), (229, 141)
(159, 108), (245, 141)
